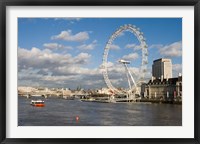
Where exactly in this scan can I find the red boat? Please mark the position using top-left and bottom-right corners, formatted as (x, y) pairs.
(30, 100), (45, 107)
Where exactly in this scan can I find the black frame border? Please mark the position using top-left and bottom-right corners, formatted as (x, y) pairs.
(0, 0), (199, 144)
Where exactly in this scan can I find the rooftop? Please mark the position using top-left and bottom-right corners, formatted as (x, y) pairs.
(153, 58), (172, 63)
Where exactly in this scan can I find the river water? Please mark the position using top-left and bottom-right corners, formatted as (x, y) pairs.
(18, 96), (182, 126)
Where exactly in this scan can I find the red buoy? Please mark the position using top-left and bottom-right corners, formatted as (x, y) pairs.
(76, 116), (79, 122)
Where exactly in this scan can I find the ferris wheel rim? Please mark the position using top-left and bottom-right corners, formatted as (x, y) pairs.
(102, 24), (148, 94)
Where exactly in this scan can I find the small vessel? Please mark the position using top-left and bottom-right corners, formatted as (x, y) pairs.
(30, 99), (45, 107)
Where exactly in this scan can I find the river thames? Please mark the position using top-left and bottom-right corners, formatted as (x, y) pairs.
(18, 96), (182, 126)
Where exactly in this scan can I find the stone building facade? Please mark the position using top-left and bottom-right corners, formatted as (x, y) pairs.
(141, 76), (182, 99)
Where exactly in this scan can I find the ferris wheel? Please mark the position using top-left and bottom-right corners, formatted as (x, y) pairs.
(102, 24), (148, 96)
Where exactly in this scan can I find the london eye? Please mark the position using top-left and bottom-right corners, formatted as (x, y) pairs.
(102, 24), (148, 99)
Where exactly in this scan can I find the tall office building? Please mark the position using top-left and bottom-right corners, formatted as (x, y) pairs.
(152, 58), (172, 79)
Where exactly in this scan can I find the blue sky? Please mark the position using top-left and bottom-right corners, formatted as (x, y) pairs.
(18, 18), (182, 89)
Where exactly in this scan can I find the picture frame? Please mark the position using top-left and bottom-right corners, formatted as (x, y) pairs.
(0, 0), (199, 143)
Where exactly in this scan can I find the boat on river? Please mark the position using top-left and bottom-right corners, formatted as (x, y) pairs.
(30, 99), (45, 107)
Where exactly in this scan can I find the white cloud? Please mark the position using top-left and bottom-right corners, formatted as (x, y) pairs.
(18, 47), (91, 69)
(77, 40), (97, 50)
(172, 64), (182, 77)
(43, 43), (73, 50)
(18, 47), (149, 89)
(73, 53), (91, 64)
(51, 30), (89, 42)
(159, 41), (182, 57)
(109, 44), (120, 50)
(149, 44), (163, 49)
(106, 61), (114, 68)
(18, 47), (103, 88)
(20, 47), (150, 89)
(125, 44), (141, 51)
(122, 53), (139, 61)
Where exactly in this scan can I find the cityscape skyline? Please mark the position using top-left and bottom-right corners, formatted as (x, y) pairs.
(18, 18), (182, 89)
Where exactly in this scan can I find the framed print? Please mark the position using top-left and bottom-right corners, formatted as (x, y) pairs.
(0, 0), (200, 144)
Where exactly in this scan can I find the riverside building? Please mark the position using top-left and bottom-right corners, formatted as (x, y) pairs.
(152, 58), (172, 80)
(141, 58), (182, 100)
(143, 76), (182, 99)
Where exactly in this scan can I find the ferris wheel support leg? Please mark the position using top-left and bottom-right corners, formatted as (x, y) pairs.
(123, 64), (131, 100)
(124, 64), (137, 101)
(124, 64), (137, 99)
(125, 66), (132, 91)
(124, 64), (137, 88)
(126, 74), (131, 100)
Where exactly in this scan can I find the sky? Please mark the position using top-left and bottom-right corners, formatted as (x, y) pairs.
(18, 18), (182, 89)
